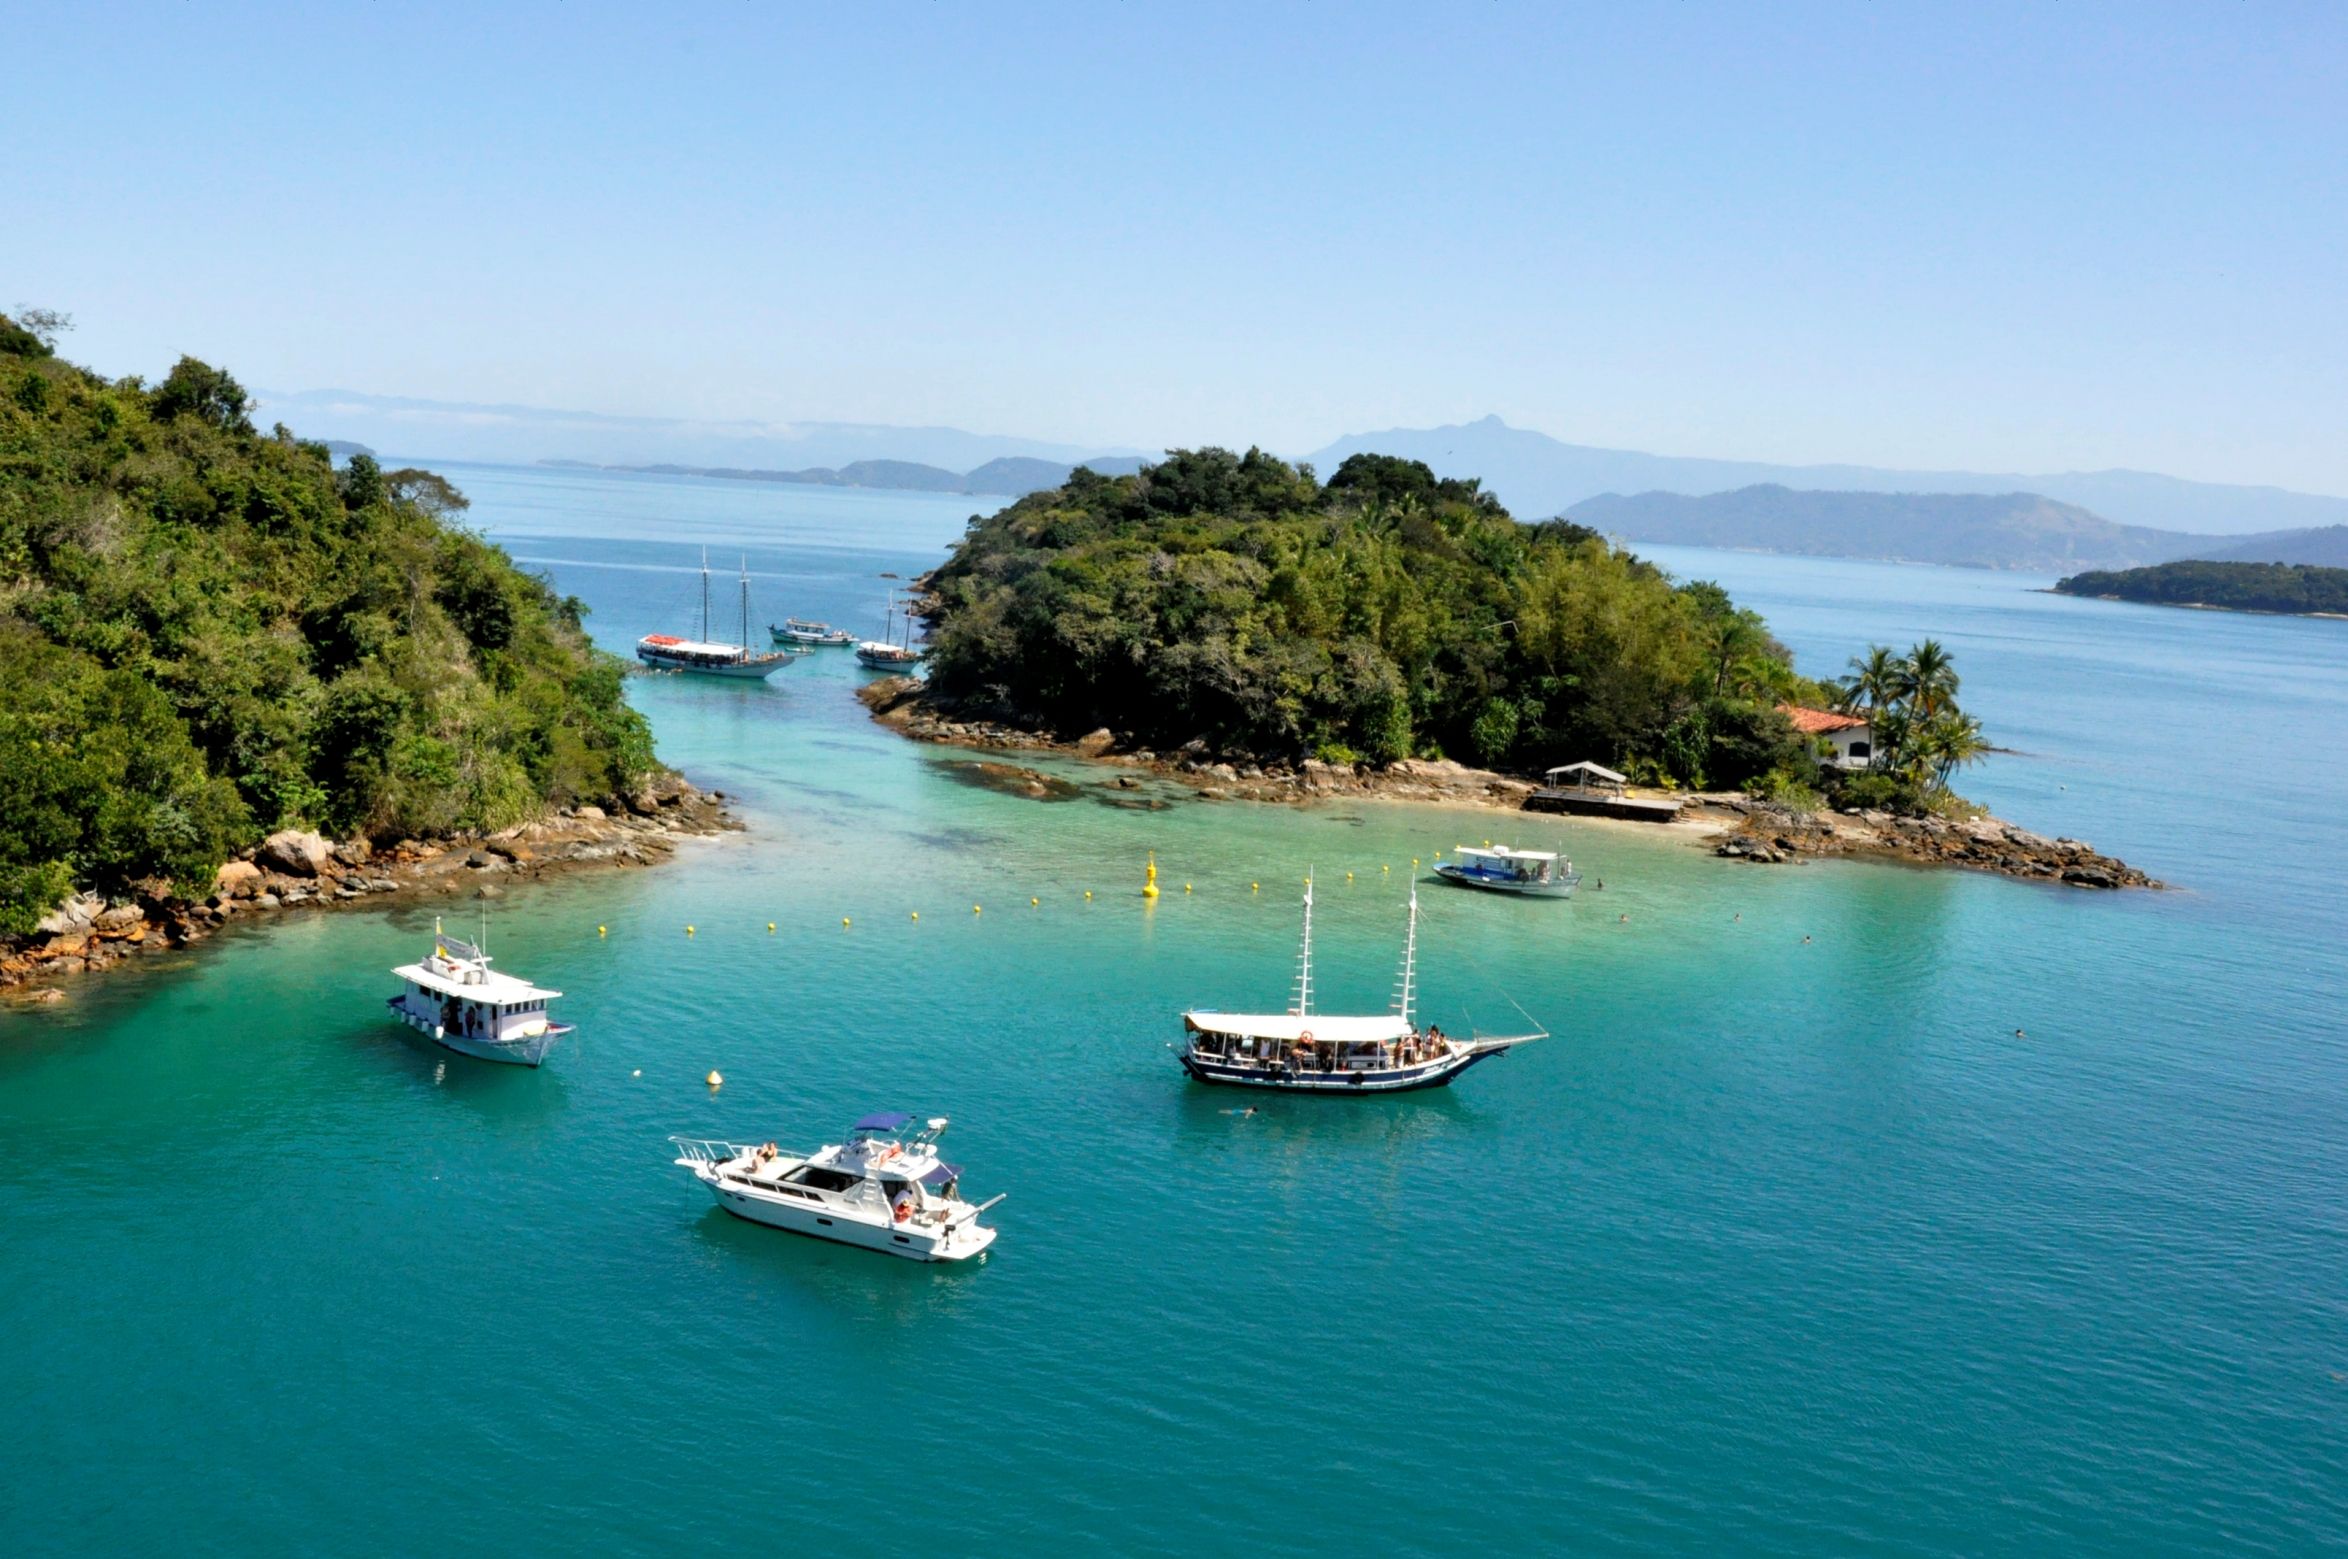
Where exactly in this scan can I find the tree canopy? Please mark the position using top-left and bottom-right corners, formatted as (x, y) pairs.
(2056, 560), (2348, 617)
(0, 315), (657, 931)
(921, 447), (1832, 783)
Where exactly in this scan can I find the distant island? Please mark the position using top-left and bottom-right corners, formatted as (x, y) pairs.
(2053, 560), (2348, 619)
(542, 452), (1149, 499)
(0, 311), (678, 942)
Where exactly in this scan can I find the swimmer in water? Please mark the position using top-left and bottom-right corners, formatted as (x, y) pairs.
(1802, 934), (1813, 944)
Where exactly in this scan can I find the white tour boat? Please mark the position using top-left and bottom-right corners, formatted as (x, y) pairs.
(1432, 844), (1581, 898)
(1178, 882), (1545, 1093)
(771, 616), (854, 647)
(637, 551), (798, 679)
(386, 919), (574, 1066)
(671, 1113), (1002, 1262)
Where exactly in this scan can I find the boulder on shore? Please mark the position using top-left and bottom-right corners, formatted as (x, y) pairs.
(214, 860), (264, 897)
(259, 830), (334, 878)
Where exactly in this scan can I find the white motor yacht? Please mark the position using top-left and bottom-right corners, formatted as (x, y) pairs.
(672, 1113), (1001, 1262)
(1432, 844), (1581, 898)
(386, 919), (573, 1066)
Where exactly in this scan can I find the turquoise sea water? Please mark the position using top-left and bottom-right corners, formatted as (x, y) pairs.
(4, 467), (2343, 1556)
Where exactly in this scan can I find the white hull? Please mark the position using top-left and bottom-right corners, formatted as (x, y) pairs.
(690, 1169), (995, 1262)
(386, 996), (565, 1066)
(1432, 863), (1580, 898)
(637, 647), (792, 679)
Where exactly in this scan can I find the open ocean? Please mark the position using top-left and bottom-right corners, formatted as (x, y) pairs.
(3, 464), (2342, 1556)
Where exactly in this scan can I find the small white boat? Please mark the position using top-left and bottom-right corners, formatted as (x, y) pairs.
(855, 591), (925, 669)
(638, 552), (797, 679)
(1178, 884), (1545, 1093)
(672, 1113), (1001, 1262)
(386, 919), (573, 1066)
(772, 617), (854, 646)
(1432, 844), (1580, 898)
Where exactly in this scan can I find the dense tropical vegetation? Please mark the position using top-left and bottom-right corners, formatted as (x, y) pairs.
(0, 312), (657, 932)
(1829, 639), (1989, 811)
(922, 447), (1840, 789)
(2055, 560), (2348, 617)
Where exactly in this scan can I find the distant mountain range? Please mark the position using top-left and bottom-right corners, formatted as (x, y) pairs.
(2197, 524), (2348, 568)
(1565, 486), (2235, 573)
(542, 453), (1150, 498)
(1307, 415), (2348, 537)
(253, 387), (1148, 475)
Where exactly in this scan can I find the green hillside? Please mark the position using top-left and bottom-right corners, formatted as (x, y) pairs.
(0, 314), (656, 931)
(921, 448), (1832, 784)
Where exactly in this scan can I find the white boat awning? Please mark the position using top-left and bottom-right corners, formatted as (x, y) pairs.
(392, 961), (560, 1004)
(1545, 761), (1626, 784)
(1183, 1012), (1411, 1043)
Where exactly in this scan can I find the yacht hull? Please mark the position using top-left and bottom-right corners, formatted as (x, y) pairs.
(385, 997), (567, 1066)
(1431, 864), (1580, 898)
(693, 1175), (995, 1262)
(1177, 1047), (1498, 1092)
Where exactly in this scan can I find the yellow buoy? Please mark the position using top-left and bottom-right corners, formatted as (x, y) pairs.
(767, 922), (775, 933)
(1143, 854), (1160, 899)
(910, 911), (919, 921)
(842, 916), (851, 926)
(1184, 883), (1192, 893)
(1031, 897), (1039, 907)
(1251, 882), (1259, 892)
(686, 924), (695, 936)
(973, 904), (982, 914)
(1346, 871), (1353, 881)
(597, 924), (606, 936)
(1084, 890), (1093, 900)
(1381, 865), (1389, 873)
(705, 1070), (723, 1088)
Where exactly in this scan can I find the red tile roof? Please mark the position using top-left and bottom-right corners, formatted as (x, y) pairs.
(1779, 703), (1870, 734)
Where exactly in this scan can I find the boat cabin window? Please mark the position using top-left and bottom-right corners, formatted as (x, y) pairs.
(782, 1165), (860, 1193)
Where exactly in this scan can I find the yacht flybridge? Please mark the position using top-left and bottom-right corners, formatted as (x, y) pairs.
(637, 551), (798, 679)
(386, 918), (574, 1066)
(671, 1113), (1001, 1262)
(1178, 882), (1546, 1092)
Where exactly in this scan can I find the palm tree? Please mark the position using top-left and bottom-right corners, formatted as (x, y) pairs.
(1917, 710), (1988, 791)
(1845, 645), (1905, 717)
(1901, 639), (1960, 722)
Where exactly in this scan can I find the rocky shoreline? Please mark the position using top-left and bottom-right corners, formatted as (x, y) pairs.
(858, 678), (2160, 890)
(2, 774), (739, 1002)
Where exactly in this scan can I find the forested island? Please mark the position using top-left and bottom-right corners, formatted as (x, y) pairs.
(2054, 560), (2348, 618)
(917, 448), (1839, 787)
(0, 312), (679, 947)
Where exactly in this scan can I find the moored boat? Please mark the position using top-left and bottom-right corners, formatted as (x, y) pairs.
(1432, 844), (1580, 898)
(772, 617), (854, 646)
(1177, 883), (1544, 1092)
(637, 551), (797, 679)
(855, 591), (925, 669)
(671, 1113), (1001, 1262)
(386, 918), (573, 1066)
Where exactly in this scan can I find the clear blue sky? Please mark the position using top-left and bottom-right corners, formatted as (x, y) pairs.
(9, 2), (2344, 490)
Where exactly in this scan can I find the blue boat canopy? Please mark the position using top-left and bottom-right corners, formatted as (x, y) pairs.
(920, 1163), (962, 1188)
(853, 1111), (911, 1132)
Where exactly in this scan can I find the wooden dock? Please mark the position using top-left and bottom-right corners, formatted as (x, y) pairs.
(1523, 787), (1685, 822)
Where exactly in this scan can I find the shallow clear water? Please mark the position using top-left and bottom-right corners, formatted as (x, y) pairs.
(4, 470), (2342, 1556)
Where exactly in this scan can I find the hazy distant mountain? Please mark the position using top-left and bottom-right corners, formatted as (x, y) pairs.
(2196, 525), (2348, 568)
(1308, 415), (2348, 537)
(1565, 486), (2234, 573)
(255, 387), (1147, 474)
(554, 451), (1161, 500)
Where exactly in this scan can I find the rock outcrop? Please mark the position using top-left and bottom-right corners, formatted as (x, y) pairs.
(1711, 803), (2158, 888)
(3, 779), (742, 998)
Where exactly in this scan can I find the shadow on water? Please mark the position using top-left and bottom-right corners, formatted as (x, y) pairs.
(680, 1204), (995, 1321)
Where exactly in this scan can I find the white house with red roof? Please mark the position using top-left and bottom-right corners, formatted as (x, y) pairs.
(1779, 704), (1874, 771)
